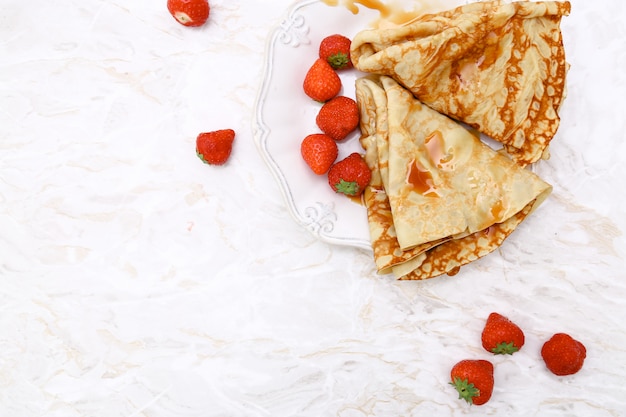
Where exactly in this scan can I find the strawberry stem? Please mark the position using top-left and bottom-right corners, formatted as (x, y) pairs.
(196, 150), (208, 164)
(334, 179), (359, 196)
(328, 53), (350, 70)
(450, 377), (480, 405)
(492, 342), (520, 355)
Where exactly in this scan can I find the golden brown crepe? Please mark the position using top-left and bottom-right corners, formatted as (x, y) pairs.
(356, 75), (552, 279)
(351, 0), (571, 167)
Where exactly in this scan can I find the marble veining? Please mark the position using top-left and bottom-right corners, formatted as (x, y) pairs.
(1, 0), (625, 416)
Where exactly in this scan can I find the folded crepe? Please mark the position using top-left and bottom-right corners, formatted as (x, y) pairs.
(351, 0), (571, 167)
(356, 75), (552, 279)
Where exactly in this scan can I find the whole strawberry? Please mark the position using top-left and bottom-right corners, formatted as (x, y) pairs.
(327, 153), (371, 197)
(301, 133), (338, 175)
(196, 129), (234, 165)
(316, 96), (360, 141)
(481, 312), (525, 355)
(167, 0), (210, 27)
(450, 359), (494, 406)
(303, 58), (342, 103)
(541, 333), (587, 376)
(319, 34), (353, 70)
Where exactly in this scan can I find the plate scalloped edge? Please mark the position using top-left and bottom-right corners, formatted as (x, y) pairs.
(252, 0), (373, 252)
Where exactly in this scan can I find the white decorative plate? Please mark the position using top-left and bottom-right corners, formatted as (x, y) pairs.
(253, 0), (384, 251)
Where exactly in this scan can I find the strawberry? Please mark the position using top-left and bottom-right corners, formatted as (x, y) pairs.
(316, 96), (360, 141)
(196, 129), (234, 165)
(303, 58), (342, 103)
(319, 34), (353, 70)
(450, 359), (494, 406)
(481, 312), (525, 355)
(301, 134), (338, 175)
(327, 153), (371, 197)
(541, 333), (587, 376)
(167, 0), (210, 27)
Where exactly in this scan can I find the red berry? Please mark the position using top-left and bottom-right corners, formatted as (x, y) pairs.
(450, 359), (494, 406)
(303, 59), (342, 103)
(319, 34), (353, 70)
(481, 312), (525, 355)
(541, 333), (587, 376)
(167, 0), (210, 27)
(316, 96), (360, 141)
(196, 129), (235, 165)
(301, 134), (338, 175)
(327, 153), (371, 197)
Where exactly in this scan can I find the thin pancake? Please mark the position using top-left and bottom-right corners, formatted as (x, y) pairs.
(356, 75), (552, 279)
(351, 0), (571, 167)
(357, 75), (449, 275)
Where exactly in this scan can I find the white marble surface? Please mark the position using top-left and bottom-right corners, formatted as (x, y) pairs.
(1, 0), (625, 415)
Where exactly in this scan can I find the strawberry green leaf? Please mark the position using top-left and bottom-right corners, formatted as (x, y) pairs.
(197, 150), (208, 164)
(327, 53), (350, 70)
(334, 179), (359, 196)
(450, 377), (480, 405)
(491, 342), (520, 355)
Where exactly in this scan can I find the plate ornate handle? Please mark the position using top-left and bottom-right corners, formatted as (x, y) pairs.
(277, 5), (311, 47)
(304, 202), (337, 236)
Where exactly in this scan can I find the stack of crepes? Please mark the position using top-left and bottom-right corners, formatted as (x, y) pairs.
(350, 0), (571, 280)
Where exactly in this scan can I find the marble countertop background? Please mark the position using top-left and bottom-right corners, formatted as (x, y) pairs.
(1, 0), (625, 416)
